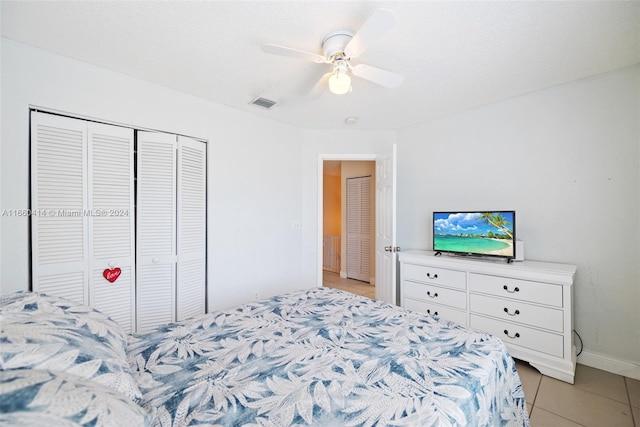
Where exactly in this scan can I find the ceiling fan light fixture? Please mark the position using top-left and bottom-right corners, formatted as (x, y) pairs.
(261, 8), (402, 97)
(328, 66), (351, 95)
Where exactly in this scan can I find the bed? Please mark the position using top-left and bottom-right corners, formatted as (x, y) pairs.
(1, 288), (529, 426)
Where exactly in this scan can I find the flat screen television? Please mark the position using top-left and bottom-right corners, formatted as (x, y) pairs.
(433, 211), (516, 260)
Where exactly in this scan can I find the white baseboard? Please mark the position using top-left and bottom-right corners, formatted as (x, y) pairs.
(339, 271), (347, 279)
(577, 350), (640, 380)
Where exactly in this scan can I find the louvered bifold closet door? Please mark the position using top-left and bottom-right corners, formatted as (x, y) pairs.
(346, 176), (372, 282)
(88, 123), (135, 333)
(31, 112), (89, 303)
(176, 136), (206, 321)
(136, 131), (177, 332)
(346, 178), (360, 280)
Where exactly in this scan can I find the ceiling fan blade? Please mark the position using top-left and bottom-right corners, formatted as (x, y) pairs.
(261, 44), (328, 63)
(351, 64), (404, 89)
(344, 8), (397, 59)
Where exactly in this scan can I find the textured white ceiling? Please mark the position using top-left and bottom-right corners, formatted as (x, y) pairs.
(2, 1), (639, 130)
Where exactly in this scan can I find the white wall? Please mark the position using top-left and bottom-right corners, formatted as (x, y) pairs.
(0, 38), (307, 310)
(396, 65), (640, 371)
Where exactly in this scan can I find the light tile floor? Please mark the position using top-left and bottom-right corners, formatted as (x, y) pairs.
(323, 271), (639, 427)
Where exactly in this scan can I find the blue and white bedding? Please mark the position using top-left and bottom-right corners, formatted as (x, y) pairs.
(127, 288), (530, 426)
(0, 369), (154, 427)
(1, 291), (152, 426)
(1, 288), (529, 426)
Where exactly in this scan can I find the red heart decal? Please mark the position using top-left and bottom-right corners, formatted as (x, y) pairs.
(103, 267), (121, 283)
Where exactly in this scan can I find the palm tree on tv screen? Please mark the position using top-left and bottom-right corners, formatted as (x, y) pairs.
(479, 212), (513, 240)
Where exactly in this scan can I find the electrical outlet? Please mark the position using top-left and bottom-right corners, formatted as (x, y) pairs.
(253, 291), (259, 301)
(291, 220), (301, 230)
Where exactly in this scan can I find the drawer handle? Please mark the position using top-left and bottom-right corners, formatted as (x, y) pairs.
(503, 307), (520, 316)
(503, 285), (520, 293)
(426, 291), (438, 298)
(426, 273), (438, 279)
(503, 329), (521, 339)
(426, 309), (438, 316)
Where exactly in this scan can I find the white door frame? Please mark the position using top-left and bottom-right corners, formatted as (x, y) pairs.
(316, 153), (377, 288)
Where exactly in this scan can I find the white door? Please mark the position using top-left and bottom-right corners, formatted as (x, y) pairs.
(136, 132), (207, 330)
(346, 176), (371, 282)
(31, 112), (89, 303)
(176, 136), (207, 321)
(375, 144), (397, 305)
(136, 131), (177, 331)
(87, 123), (135, 333)
(31, 112), (136, 331)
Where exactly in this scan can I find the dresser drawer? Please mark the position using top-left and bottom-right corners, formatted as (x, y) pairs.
(468, 273), (563, 307)
(402, 263), (466, 290)
(470, 314), (563, 358)
(403, 280), (467, 310)
(404, 298), (468, 326)
(470, 293), (563, 332)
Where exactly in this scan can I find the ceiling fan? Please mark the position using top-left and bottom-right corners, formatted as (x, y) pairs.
(261, 8), (404, 95)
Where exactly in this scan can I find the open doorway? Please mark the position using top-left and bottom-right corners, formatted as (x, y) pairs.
(316, 146), (397, 305)
(322, 160), (375, 299)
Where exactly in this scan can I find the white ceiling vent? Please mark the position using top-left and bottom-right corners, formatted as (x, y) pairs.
(250, 97), (277, 109)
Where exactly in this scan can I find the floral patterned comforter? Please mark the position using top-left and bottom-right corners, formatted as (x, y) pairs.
(127, 288), (529, 426)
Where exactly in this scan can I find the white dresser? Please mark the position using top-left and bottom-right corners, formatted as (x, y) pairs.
(399, 250), (577, 383)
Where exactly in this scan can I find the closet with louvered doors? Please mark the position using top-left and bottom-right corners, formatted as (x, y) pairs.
(346, 175), (372, 282)
(136, 131), (207, 332)
(31, 112), (136, 332)
(30, 112), (207, 334)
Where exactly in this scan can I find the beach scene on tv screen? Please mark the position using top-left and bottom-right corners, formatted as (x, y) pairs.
(434, 212), (514, 257)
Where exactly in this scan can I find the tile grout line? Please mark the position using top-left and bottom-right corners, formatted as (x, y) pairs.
(529, 373), (541, 409)
(525, 368), (541, 421)
(531, 391), (588, 426)
(625, 378), (637, 427)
